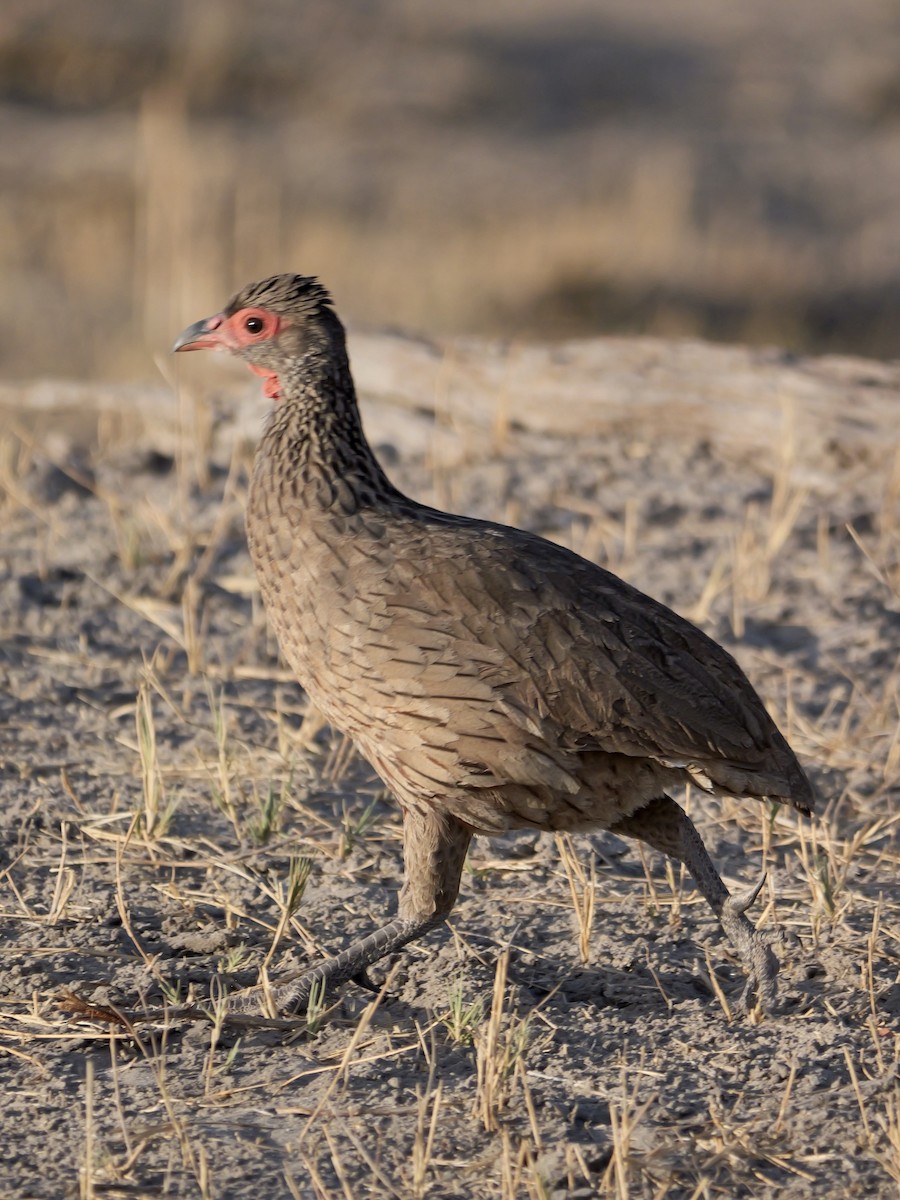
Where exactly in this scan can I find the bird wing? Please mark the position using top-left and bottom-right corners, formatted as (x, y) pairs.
(336, 514), (811, 808)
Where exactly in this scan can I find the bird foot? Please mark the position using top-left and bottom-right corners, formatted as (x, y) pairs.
(223, 974), (314, 1019)
(224, 964), (383, 1022)
(720, 871), (779, 1016)
(223, 914), (439, 1019)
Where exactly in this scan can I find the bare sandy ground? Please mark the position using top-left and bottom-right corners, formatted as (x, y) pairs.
(1, 333), (898, 1197)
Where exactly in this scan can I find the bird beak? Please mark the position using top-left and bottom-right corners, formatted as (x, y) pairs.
(171, 313), (227, 353)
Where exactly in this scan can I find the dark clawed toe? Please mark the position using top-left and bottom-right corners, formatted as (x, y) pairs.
(351, 968), (383, 995)
(733, 952), (778, 1017)
(771, 923), (802, 952)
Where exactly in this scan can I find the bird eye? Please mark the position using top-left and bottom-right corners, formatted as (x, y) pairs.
(244, 315), (265, 334)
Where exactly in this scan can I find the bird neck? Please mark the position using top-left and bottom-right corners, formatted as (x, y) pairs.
(256, 348), (399, 514)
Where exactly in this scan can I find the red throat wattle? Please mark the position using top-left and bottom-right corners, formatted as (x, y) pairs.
(247, 363), (282, 400)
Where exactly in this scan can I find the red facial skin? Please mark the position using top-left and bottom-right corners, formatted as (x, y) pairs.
(175, 307), (283, 399)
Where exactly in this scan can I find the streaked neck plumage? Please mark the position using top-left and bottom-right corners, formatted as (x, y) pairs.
(252, 336), (400, 518)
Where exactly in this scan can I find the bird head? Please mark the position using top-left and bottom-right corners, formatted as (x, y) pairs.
(172, 274), (341, 400)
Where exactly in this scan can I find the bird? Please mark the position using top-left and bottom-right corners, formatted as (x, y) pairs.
(173, 273), (814, 1017)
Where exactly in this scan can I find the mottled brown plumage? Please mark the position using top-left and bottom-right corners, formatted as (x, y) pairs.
(174, 274), (814, 1015)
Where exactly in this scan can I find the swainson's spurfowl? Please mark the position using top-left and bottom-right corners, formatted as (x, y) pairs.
(173, 274), (814, 1016)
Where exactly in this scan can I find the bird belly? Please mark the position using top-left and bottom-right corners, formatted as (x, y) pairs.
(357, 732), (683, 837)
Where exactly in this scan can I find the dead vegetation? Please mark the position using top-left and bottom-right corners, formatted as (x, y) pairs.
(4, 0), (900, 384)
(0, 335), (898, 1197)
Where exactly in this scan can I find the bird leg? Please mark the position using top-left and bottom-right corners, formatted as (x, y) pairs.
(227, 807), (472, 1017)
(608, 794), (778, 1013)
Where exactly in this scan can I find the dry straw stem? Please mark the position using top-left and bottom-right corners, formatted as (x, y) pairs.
(699, 945), (734, 1023)
(113, 832), (161, 981)
(79, 1057), (95, 1200)
(874, 1068), (900, 1186)
(134, 682), (166, 840)
(297, 963), (402, 1146)
(602, 1051), (657, 1200)
(497, 1127), (551, 1200)
(556, 491), (640, 581)
(443, 979), (485, 1046)
(475, 949), (534, 1133)
(261, 855), (313, 971)
(47, 819), (77, 925)
(555, 832), (597, 964)
(689, 402), (810, 635)
(409, 1032), (444, 1199)
(134, 1025), (213, 1199)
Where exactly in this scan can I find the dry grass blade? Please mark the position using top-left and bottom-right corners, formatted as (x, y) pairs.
(410, 1037), (444, 1200)
(474, 949), (535, 1134)
(135, 682), (167, 840)
(47, 820), (77, 925)
(602, 1053), (657, 1200)
(443, 979), (485, 1046)
(298, 963), (401, 1145)
(555, 832), (597, 964)
(874, 1084), (900, 1186)
(78, 1057), (95, 1200)
(261, 855), (313, 970)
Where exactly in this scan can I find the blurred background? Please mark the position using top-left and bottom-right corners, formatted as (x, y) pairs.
(2, 0), (900, 381)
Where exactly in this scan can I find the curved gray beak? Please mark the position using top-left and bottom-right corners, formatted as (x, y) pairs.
(172, 314), (225, 353)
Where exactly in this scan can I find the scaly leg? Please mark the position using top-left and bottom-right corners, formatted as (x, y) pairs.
(609, 794), (778, 1012)
(228, 806), (473, 1016)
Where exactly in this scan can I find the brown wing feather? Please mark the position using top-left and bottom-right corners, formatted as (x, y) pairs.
(343, 511), (814, 814)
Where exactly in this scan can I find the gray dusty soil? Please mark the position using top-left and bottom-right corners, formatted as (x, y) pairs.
(1, 334), (899, 1198)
